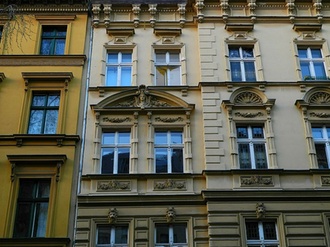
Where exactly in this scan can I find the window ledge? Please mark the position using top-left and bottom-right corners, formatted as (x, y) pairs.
(0, 55), (86, 66)
(0, 238), (70, 247)
(293, 23), (322, 32)
(0, 134), (80, 147)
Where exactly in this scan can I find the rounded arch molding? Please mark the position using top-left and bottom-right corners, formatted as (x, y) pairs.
(91, 85), (194, 112)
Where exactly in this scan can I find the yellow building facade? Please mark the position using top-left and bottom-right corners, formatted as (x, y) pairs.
(0, 1), (88, 247)
(75, 0), (330, 247)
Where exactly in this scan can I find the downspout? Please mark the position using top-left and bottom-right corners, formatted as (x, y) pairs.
(73, 8), (94, 246)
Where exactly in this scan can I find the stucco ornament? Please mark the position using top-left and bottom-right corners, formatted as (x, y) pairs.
(166, 207), (176, 223)
(108, 208), (118, 223)
(256, 203), (266, 218)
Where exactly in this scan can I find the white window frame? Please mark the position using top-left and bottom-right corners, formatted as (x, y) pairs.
(154, 130), (184, 173)
(101, 131), (131, 174)
(155, 223), (188, 247)
(96, 225), (129, 247)
(298, 47), (327, 80)
(229, 46), (256, 82)
(312, 125), (330, 169)
(154, 50), (181, 86)
(236, 125), (268, 169)
(245, 221), (279, 247)
(105, 51), (132, 86)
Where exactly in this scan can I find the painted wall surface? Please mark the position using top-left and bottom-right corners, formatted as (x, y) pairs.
(0, 4), (88, 246)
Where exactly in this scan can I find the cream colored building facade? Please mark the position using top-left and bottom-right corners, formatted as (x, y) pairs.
(75, 0), (330, 246)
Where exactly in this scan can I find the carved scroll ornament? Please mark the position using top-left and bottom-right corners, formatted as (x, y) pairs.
(241, 175), (273, 186)
(97, 180), (131, 191)
(154, 179), (186, 190)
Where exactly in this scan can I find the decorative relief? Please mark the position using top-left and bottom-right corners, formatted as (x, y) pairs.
(154, 179), (186, 190)
(166, 207), (176, 223)
(97, 180), (131, 191)
(235, 112), (264, 118)
(309, 112), (330, 118)
(154, 117), (184, 123)
(309, 92), (330, 104)
(116, 85), (170, 108)
(321, 176), (330, 186)
(234, 92), (263, 105)
(240, 175), (273, 186)
(102, 117), (132, 123)
(256, 202), (266, 218)
(108, 208), (118, 223)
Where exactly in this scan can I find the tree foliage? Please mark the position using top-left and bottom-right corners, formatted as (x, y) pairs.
(0, 4), (34, 53)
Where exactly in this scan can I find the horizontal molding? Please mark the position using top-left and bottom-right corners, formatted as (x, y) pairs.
(0, 55), (86, 66)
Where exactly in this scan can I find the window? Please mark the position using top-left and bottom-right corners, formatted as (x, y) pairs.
(229, 46), (256, 82)
(0, 25), (3, 42)
(106, 52), (132, 86)
(155, 223), (187, 247)
(298, 47), (327, 80)
(28, 92), (60, 134)
(312, 126), (330, 168)
(155, 131), (184, 173)
(13, 179), (50, 238)
(237, 125), (267, 169)
(101, 131), (130, 174)
(97, 225), (128, 247)
(245, 221), (279, 247)
(155, 50), (181, 86)
(40, 26), (66, 55)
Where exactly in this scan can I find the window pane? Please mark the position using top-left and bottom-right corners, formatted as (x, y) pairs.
(172, 149), (183, 173)
(263, 222), (277, 240)
(242, 48), (254, 58)
(13, 203), (32, 237)
(97, 226), (111, 244)
(44, 110), (58, 134)
(47, 95), (60, 106)
(121, 67), (132, 86)
(103, 133), (115, 144)
(19, 180), (36, 198)
(34, 202), (48, 237)
(156, 148), (168, 173)
(32, 95), (47, 106)
(115, 226), (128, 244)
(252, 127), (264, 138)
(108, 53), (118, 63)
(230, 62), (241, 81)
(169, 52), (180, 62)
(156, 66), (167, 86)
(314, 62), (326, 79)
(229, 47), (240, 58)
(155, 132), (167, 144)
(254, 144), (267, 169)
(106, 66), (118, 86)
(102, 149), (114, 174)
(315, 144), (328, 169)
(298, 48), (307, 58)
(40, 40), (52, 55)
(121, 53), (132, 63)
(246, 222), (259, 240)
(173, 224), (187, 243)
(28, 110), (44, 134)
(311, 48), (322, 58)
(156, 225), (169, 243)
(117, 148), (130, 174)
(312, 128), (323, 139)
(171, 132), (183, 144)
(300, 62), (311, 78)
(244, 62), (256, 81)
(118, 132), (130, 144)
(238, 144), (251, 169)
(237, 127), (248, 138)
(169, 66), (181, 85)
(156, 53), (166, 63)
(38, 181), (50, 198)
(54, 39), (65, 55)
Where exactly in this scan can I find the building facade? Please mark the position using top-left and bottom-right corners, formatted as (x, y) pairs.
(0, 1), (89, 247)
(74, 0), (330, 246)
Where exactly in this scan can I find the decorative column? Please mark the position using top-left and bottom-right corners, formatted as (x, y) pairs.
(184, 111), (193, 173)
(265, 106), (278, 168)
(147, 112), (154, 172)
(131, 112), (139, 173)
(227, 106), (239, 169)
(93, 112), (101, 173)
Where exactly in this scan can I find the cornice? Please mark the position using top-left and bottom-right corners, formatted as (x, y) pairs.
(0, 238), (70, 247)
(0, 55), (86, 66)
(0, 134), (80, 147)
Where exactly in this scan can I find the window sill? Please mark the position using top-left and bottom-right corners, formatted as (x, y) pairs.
(0, 55), (86, 66)
(0, 238), (70, 247)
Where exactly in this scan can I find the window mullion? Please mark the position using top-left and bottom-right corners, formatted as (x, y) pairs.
(110, 226), (115, 245)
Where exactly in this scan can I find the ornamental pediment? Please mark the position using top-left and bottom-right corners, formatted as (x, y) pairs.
(91, 85), (194, 112)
